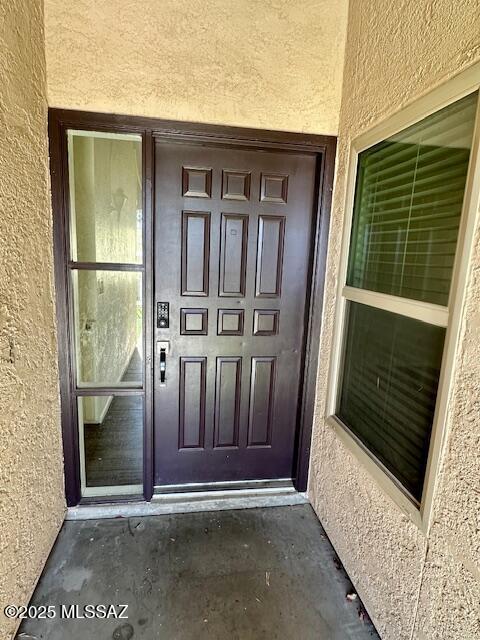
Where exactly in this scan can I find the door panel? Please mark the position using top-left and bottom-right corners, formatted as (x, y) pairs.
(248, 356), (276, 447)
(255, 215), (285, 297)
(179, 357), (206, 449)
(154, 142), (316, 486)
(214, 357), (242, 448)
(181, 211), (210, 296)
(219, 213), (248, 297)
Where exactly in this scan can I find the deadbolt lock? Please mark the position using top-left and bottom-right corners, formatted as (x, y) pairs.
(156, 340), (170, 355)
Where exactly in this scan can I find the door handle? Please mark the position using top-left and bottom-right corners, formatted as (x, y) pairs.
(157, 341), (170, 386)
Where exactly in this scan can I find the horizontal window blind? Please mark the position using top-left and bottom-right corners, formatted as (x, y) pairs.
(347, 92), (477, 306)
(338, 303), (445, 501)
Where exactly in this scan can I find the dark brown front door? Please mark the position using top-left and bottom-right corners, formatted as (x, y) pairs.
(154, 141), (316, 487)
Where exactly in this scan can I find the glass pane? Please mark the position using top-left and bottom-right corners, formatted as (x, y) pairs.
(68, 130), (142, 264)
(78, 395), (143, 491)
(347, 91), (478, 306)
(338, 302), (445, 501)
(73, 270), (143, 387)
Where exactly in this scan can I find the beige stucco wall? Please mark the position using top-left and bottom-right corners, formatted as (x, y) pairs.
(0, 1), (65, 638)
(309, 2), (480, 640)
(44, 0), (348, 135)
(2, 2), (478, 639)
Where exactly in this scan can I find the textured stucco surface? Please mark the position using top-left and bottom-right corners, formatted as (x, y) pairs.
(44, 0), (348, 135)
(2, 2), (479, 640)
(0, 1), (65, 638)
(308, 2), (480, 639)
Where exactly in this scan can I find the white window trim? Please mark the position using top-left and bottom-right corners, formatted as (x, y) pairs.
(342, 287), (449, 328)
(326, 61), (480, 534)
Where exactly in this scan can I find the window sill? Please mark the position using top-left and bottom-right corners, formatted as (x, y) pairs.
(325, 415), (425, 532)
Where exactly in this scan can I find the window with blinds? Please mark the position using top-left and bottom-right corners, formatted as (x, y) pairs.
(336, 90), (478, 504)
(347, 93), (477, 306)
(338, 304), (445, 499)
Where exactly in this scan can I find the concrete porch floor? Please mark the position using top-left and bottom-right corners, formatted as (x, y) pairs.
(17, 505), (379, 640)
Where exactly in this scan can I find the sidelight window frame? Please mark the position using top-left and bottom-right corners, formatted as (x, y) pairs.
(65, 129), (148, 499)
(49, 116), (156, 505)
(326, 63), (480, 532)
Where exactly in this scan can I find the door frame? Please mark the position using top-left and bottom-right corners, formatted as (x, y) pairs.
(48, 108), (336, 506)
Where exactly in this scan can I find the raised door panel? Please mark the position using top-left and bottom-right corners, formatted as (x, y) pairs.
(248, 357), (276, 447)
(222, 170), (251, 201)
(219, 213), (248, 297)
(253, 309), (279, 336)
(181, 211), (210, 296)
(255, 216), (285, 298)
(260, 173), (288, 204)
(182, 167), (212, 198)
(179, 357), (206, 449)
(180, 308), (208, 335)
(217, 309), (244, 336)
(214, 357), (242, 448)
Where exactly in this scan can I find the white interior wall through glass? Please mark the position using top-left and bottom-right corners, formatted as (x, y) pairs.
(67, 130), (143, 264)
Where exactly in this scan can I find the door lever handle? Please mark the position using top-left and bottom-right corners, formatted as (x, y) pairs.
(157, 341), (170, 387)
(159, 349), (167, 385)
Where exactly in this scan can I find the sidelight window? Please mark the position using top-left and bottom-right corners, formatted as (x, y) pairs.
(329, 89), (479, 509)
(66, 130), (144, 498)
